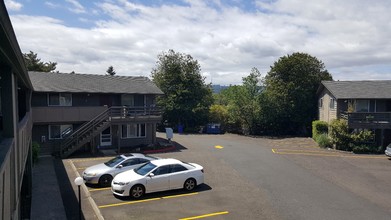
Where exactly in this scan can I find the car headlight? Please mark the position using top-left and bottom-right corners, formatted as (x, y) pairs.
(118, 182), (131, 186)
(85, 172), (97, 177)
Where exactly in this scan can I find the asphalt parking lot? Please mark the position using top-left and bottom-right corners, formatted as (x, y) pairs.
(63, 133), (391, 220)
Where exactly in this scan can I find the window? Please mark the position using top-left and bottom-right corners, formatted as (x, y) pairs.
(48, 93), (72, 106)
(121, 159), (139, 167)
(319, 98), (323, 107)
(171, 164), (188, 173)
(356, 100), (369, 112)
(121, 123), (146, 138)
(152, 165), (170, 176)
(49, 125), (73, 139)
(329, 98), (335, 109)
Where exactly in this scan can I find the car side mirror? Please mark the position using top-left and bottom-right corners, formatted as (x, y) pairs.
(117, 165), (123, 169)
(148, 173), (155, 178)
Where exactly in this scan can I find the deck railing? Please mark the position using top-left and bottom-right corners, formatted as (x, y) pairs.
(341, 112), (391, 128)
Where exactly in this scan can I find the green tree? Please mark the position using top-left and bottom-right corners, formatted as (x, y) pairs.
(216, 68), (263, 135)
(106, 66), (116, 76)
(151, 50), (213, 131)
(263, 52), (332, 135)
(23, 51), (57, 72)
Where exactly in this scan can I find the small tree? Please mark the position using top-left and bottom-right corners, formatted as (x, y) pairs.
(329, 119), (352, 151)
(106, 66), (116, 76)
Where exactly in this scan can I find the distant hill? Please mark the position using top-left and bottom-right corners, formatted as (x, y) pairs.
(211, 84), (229, 93)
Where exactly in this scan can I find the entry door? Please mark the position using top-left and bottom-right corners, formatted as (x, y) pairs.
(100, 127), (112, 146)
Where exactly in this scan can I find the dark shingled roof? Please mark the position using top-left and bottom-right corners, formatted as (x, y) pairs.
(28, 71), (164, 95)
(320, 80), (391, 99)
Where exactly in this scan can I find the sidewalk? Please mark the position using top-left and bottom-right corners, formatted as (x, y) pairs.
(30, 156), (67, 220)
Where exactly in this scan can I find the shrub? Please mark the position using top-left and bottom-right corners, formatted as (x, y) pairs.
(32, 141), (40, 164)
(329, 119), (352, 151)
(352, 145), (382, 154)
(312, 120), (329, 139)
(315, 133), (332, 148)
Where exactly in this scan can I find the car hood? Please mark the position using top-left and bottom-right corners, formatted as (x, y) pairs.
(113, 169), (143, 182)
(84, 163), (111, 174)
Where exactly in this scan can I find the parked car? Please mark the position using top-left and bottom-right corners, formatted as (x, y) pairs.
(83, 153), (159, 187)
(111, 158), (204, 198)
(385, 144), (391, 157)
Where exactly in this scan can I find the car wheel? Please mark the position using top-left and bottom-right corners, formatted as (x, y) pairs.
(98, 175), (113, 187)
(184, 178), (196, 191)
(130, 185), (145, 199)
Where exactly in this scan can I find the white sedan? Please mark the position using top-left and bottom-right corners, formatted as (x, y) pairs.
(82, 153), (158, 187)
(111, 158), (204, 198)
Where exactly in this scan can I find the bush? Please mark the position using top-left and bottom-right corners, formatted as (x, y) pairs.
(32, 141), (40, 164)
(352, 145), (382, 154)
(312, 120), (329, 139)
(329, 119), (352, 151)
(315, 133), (332, 148)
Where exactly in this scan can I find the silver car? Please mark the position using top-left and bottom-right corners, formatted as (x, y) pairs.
(385, 144), (391, 158)
(83, 153), (159, 187)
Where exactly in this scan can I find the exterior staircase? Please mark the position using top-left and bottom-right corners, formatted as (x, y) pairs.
(59, 108), (111, 158)
(58, 106), (162, 158)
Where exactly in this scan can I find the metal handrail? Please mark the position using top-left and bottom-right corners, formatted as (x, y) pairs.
(59, 106), (162, 157)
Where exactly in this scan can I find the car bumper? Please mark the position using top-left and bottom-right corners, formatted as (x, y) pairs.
(111, 184), (128, 197)
(82, 175), (100, 184)
(385, 149), (391, 157)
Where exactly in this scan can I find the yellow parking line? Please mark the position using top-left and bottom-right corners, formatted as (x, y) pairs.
(162, 192), (198, 199)
(99, 198), (160, 208)
(89, 187), (111, 192)
(179, 211), (229, 220)
(215, 145), (224, 149)
(71, 157), (113, 162)
(272, 149), (386, 159)
(98, 192), (198, 208)
(277, 149), (339, 154)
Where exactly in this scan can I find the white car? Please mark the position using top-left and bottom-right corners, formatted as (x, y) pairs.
(111, 158), (204, 198)
(82, 153), (159, 187)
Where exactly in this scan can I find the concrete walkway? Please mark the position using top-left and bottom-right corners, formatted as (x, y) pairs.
(30, 156), (67, 220)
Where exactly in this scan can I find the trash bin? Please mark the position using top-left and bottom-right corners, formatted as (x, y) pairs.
(206, 123), (221, 134)
(178, 124), (184, 134)
(165, 128), (173, 141)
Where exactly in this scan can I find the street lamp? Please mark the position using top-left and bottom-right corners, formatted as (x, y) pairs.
(74, 177), (84, 220)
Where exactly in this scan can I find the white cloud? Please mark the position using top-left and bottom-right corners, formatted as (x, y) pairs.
(65, 0), (86, 14)
(9, 0), (391, 85)
(44, 1), (61, 9)
(5, 0), (23, 11)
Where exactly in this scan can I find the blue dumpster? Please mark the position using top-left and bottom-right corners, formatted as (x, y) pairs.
(206, 123), (221, 134)
(178, 124), (184, 134)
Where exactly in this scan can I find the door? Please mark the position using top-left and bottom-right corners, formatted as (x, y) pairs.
(146, 165), (170, 193)
(100, 127), (112, 146)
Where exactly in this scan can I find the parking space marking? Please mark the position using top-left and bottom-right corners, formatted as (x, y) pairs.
(71, 157), (113, 162)
(99, 198), (161, 208)
(98, 192), (199, 209)
(215, 145), (224, 149)
(179, 211), (229, 220)
(89, 187), (111, 192)
(272, 149), (386, 159)
(77, 167), (86, 170)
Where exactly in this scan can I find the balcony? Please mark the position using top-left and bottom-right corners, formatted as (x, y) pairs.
(341, 112), (391, 129)
(32, 106), (162, 124)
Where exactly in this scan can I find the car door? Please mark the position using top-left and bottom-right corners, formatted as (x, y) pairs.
(169, 164), (189, 189)
(113, 158), (139, 175)
(146, 165), (170, 193)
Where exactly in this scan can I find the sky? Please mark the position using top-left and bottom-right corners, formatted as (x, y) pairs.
(4, 0), (391, 85)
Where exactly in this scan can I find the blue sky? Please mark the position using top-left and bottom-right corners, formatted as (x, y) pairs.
(5, 0), (391, 85)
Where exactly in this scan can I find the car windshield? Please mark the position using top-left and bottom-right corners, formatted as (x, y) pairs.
(134, 162), (157, 176)
(104, 156), (125, 167)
